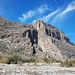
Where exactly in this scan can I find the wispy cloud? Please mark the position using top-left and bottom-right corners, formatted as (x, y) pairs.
(40, 9), (59, 22)
(51, 1), (75, 26)
(18, 4), (51, 22)
(19, 1), (75, 24)
(37, 4), (50, 13)
(62, 1), (75, 15)
(19, 10), (35, 22)
(32, 9), (59, 23)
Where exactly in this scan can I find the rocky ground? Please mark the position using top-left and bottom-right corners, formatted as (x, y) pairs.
(0, 63), (75, 75)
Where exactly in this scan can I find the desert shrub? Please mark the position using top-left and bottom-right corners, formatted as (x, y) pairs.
(43, 57), (49, 63)
(64, 60), (72, 67)
(60, 62), (64, 67)
(7, 54), (22, 64)
(48, 58), (62, 64)
(43, 57), (62, 63)
(60, 60), (73, 67)
(56, 60), (63, 63)
(12, 54), (22, 64)
(22, 57), (45, 63)
(24, 57), (36, 63)
(0, 54), (75, 67)
(50, 58), (57, 63)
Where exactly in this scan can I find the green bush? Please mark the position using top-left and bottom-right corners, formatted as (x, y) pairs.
(7, 54), (22, 64)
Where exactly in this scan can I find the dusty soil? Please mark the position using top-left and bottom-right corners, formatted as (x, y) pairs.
(0, 63), (75, 75)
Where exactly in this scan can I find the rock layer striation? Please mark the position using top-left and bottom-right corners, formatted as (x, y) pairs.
(0, 16), (75, 61)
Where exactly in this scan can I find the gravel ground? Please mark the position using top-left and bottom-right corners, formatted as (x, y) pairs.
(0, 63), (75, 75)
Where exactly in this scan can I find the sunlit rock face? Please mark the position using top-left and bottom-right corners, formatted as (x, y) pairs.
(0, 16), (75, 61)
(32, 20), (75, 61)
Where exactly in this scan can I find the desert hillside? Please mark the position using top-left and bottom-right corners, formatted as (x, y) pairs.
(0, 16), (75, 61)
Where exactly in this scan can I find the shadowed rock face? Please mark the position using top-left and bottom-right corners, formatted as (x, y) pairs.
(0, 16), (75, 61)
(0, 16), (40, 57)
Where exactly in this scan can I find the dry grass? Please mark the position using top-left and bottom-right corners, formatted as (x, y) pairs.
(0, 56), (9, 63)
(0, 55), (75, 67)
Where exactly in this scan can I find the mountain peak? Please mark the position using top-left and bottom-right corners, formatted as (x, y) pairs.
(33, 20), (44, 25)
(36, 20), (43, 22)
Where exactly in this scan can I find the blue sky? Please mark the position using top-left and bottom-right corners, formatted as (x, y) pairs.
(0, 0), (75, 43)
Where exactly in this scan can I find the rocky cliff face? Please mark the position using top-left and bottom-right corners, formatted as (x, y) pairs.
(30, 20), (75, 61)
(0, 16), (75, 61)
(0, 16), (42, 57)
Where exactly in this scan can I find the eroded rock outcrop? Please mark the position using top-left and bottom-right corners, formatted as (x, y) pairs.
(31, 20), (75, 61)
(0, 16), (41, 57)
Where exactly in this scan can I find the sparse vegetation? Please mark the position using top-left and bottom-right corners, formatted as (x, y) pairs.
(43, 57), (62, 64)
(0, 55), (22, 64)
(60, 60), (75, 67)
(0, 55), (75, 67)
(0, 56), (9, 63)
(7, 54), (22, 64)
(23, 57), (36, 63)
(43, 57), (49, 63)
(50, 58), (57, 63)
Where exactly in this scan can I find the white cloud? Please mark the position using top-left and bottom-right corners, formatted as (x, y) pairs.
(40, 9), (59, 22)
(19, 10), (35, 22)
(51, 1), (75, 25)
(19, 4), (50, 22)
(19, 1), (75, 24)
(37, 4), (50, 13)
(62, 1), (75, 15)
(32, 9), (59, 23)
